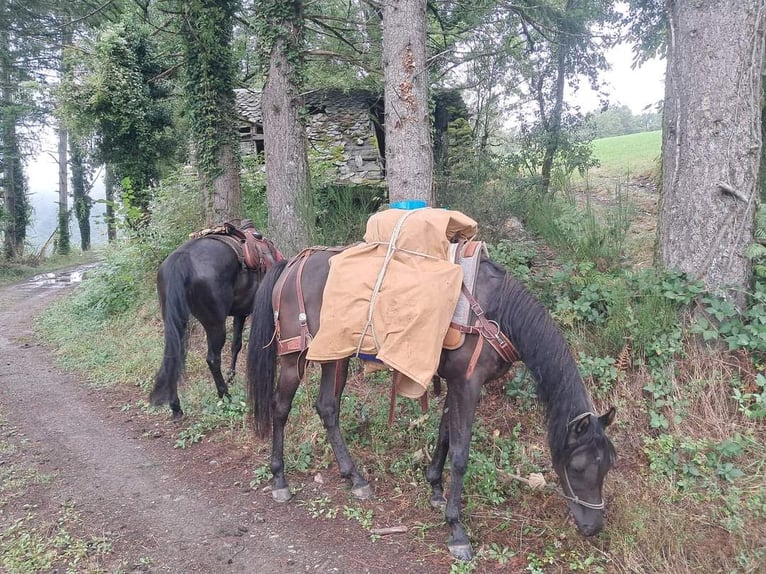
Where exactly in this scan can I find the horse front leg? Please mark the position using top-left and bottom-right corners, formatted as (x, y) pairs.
(425, 399), (450, 508)
(443, 377), (482, 562)
(316, 360), (372, 499)
(226, 315), (247, 385)
(271, 354), (304, 502)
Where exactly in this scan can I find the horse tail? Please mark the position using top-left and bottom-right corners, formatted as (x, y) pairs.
(246, 258), (288, 438)
(150, 252), (191, 406)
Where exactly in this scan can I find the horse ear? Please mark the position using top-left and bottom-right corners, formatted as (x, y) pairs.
(600, 406), (616, 428)
(573, 415), (591, 435)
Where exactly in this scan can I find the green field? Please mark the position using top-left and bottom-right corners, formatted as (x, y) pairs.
(590, 129), (662, 178)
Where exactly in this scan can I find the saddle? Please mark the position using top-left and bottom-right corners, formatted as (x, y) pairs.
(190, 220), (283, 272)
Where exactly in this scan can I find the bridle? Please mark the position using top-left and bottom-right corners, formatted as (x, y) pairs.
(559, 412), (606, 511)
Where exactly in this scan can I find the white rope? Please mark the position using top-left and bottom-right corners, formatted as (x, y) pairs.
(355, 210), (418, 357)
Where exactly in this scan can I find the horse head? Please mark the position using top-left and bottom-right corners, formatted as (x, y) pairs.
(554, 407), (616, 536)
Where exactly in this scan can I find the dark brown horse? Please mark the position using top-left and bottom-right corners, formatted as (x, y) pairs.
(246, 248), (616, 561)
(150, 226), (282, 419)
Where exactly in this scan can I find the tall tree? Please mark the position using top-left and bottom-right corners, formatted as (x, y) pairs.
(0, 0), (50, 259)
(516, 0), (614, 193)
(55, 3), (72, 255)
(257, 0), (313, 255)
(179, 0), (242, 225)
(658, 1), (765, 309)
(382, 0), (432, 205)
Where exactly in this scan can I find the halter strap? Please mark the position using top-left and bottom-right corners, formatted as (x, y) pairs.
(561, 467), (606, 510)
(560, 411), (606, 510)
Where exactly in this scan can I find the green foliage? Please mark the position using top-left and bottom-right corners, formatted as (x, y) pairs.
(691, 285), (766, 354)
(61, 167), (204, 322)
(174, 385), (248, 449)
(507, 182), (631, 269)
(60, 18), (177, 214)
(298, 496), (338, 519)
(731, 374), (766, 420)
(436, 150), (522, 242)
(314, 184), (385, 246)
(577, 352), (618, 398)
(586, 104), (662, 138)
(643, 434), (748, 493)
(251, 0), (306, 85)
(240, 155), (269, 230)
(508, 116), (600, 182)
(487, 239), (537, 283)
(342, 505), (373, 531)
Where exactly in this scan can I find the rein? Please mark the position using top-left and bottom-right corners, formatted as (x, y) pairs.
(559, 412), (606, 510)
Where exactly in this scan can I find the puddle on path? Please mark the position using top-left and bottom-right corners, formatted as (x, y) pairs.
(24, 264), (100, 289)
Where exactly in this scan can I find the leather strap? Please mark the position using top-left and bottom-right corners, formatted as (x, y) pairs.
(451, 283), (520, 367)
(274, 250), (313, 356)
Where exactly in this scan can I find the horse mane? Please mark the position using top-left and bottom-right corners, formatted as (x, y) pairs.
(483, 259), (595, 463)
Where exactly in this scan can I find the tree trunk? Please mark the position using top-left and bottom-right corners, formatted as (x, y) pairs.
(262, 0), (312, 256)
(382, 0), (433, 205)
(57, 126), (70, 255)
(658, 0), (766, 309)
(0, 0), (23, 260)
(2, 118), (20, 260)
(540, 23), (569, 194)
(70, 141), (90, 251)
(104, 163), (116, 242)
(209, 142), (241, 225)
(57, 15), (72, 254)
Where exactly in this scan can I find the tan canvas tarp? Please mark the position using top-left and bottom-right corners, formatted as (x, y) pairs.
(306, 208), (478, 397)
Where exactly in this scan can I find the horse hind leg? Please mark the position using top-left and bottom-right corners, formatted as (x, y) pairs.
(271, 355), (304, 502)
(316, 360), (372, 500)
(204, 321), (231, 399)
(226, 315), (247, 385)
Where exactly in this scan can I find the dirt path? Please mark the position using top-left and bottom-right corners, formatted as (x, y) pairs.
(0, 271), (436, 573)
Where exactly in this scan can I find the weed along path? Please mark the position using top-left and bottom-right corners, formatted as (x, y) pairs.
(0, 272), (431, 573)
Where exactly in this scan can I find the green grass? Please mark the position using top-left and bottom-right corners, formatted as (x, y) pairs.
(589, 130), (661, 178)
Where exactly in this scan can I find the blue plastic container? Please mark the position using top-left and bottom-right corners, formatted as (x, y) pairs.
(390, 200), (427, 210)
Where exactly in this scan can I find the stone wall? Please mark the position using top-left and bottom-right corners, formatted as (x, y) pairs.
(235, 88), (384, 185)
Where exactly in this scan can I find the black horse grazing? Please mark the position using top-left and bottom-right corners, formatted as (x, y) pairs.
(246, 248), (616, 561)
(150, 226), (282, 419)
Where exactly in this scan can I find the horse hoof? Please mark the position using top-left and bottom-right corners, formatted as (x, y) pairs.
(448, 543), (473, 562)
(271, 488), (292, 503)
(171, 411), (185, 422)
(351, 484), (373, 500)
(429, 494), (446, 509)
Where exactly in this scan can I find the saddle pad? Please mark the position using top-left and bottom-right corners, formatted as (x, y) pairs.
(443, 241), (488, 350)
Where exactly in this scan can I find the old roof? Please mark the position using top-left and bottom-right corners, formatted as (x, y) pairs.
(234, 88), (381, 124)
